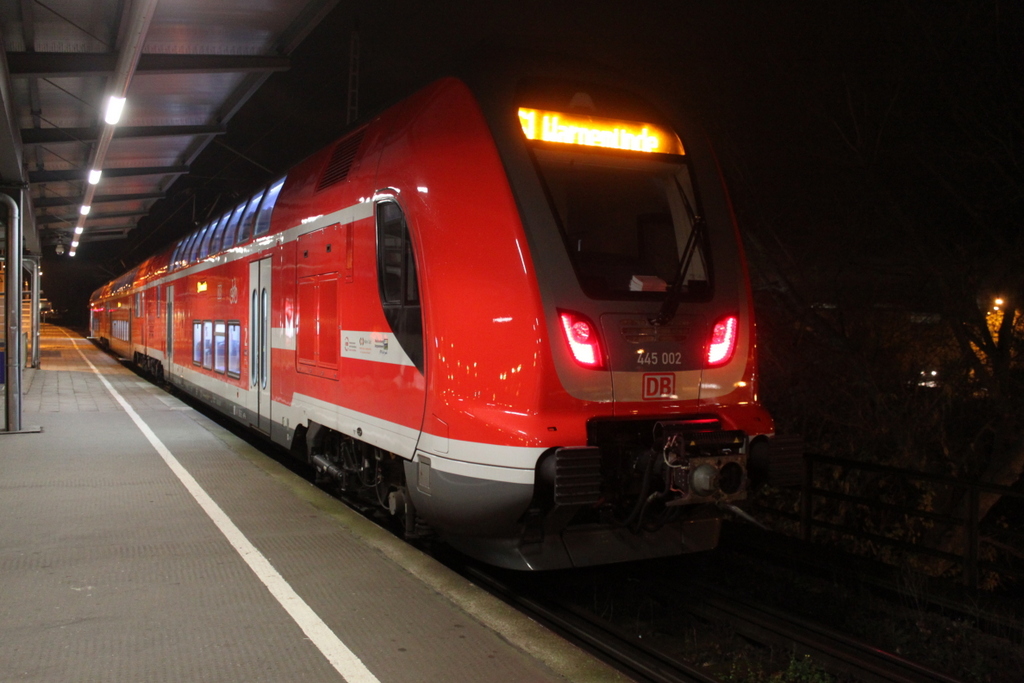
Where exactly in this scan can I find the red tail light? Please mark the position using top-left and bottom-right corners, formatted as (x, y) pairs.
(707, 315), (738, 366)
(559, 310), (604, 369)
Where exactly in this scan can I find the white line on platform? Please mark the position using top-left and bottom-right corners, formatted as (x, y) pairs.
(65, 332), (380, 683)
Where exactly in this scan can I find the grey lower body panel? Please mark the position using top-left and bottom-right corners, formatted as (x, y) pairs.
(406, 460), (535, 538)
(406, 460), (724, 570)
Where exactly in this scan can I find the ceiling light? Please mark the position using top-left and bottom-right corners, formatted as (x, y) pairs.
(74, 226), (84, 234)
(88, 169), (103, 184)
(79, 205), (91, 215)
(104, 96), (127, 125)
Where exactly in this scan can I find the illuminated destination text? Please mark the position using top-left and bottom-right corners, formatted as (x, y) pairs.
(518, 108), (683, 155)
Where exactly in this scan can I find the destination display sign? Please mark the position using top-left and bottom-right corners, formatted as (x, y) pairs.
(518, 107), (684, 155)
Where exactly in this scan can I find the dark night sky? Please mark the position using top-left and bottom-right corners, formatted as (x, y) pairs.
(42, 1), (1023, 328)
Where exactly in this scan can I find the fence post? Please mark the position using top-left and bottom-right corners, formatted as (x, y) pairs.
(964, 485), (979, 588)
(800, 454), (813, 542)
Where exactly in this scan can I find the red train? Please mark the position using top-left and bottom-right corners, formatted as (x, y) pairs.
(91, 55), (775, 569)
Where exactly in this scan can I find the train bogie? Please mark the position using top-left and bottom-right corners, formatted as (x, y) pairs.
(91, 55), (774, 570)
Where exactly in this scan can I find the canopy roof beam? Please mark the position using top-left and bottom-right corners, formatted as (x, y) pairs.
(7, 53), (291, 79)
(22, 125), (228, 146)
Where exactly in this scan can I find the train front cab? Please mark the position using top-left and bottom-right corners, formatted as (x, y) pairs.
(403, 73), (774, 570)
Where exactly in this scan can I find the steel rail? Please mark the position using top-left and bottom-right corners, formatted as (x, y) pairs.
(460, 565), (722, 683)
(679, 580), (965, 683)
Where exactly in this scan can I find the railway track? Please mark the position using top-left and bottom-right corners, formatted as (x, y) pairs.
(455, 560), (966, 683)
(460, 564), (719, 683)
(675, 580), (965, 683)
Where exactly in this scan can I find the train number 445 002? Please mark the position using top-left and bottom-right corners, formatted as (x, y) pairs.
(637, 351), (682, 366)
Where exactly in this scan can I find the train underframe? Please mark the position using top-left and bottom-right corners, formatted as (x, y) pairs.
(302, 414), (758, 570)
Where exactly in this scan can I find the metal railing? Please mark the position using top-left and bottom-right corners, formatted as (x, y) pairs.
(760, 453), (1024, 588)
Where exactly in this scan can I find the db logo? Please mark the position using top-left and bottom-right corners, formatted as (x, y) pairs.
(642, 373), (675, 400)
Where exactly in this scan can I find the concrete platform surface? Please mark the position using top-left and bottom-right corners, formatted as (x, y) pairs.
(0, 325), (629, 682)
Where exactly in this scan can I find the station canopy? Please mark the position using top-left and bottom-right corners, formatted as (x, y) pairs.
(0, 0), (339, 256)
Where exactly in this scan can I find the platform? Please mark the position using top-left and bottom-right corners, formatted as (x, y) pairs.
(0, 325), (627, 682)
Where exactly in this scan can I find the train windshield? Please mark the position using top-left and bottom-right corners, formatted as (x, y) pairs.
(534, 150), (710, 301)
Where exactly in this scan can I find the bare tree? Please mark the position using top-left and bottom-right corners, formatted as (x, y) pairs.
(713, 1), (1024, 575)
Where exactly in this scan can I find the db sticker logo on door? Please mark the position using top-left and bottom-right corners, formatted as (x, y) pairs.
(643, 373), (676, 400)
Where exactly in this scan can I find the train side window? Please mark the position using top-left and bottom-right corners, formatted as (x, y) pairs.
(192, 321), (203, 364)
(177, 239), (189, 268)
(189, 227), (205, 260)
(378, 198), (409, 303)
(178, 237), (190, 267)
(188, 224), (209, 262)
(254, 177), (286, 236)
(222, 202), (247, 250)
(209, 211), (232, 254)
(227, 322), (241, 378)
(202, 217), (221, 259)
(214, 321), (227, 373)
(375, 200), (423, 372)
(184, 227), (199, 262)
(199, 216), (225, 260)
(199, 218), (218, 259)
(171, 240), (184, 271)
(134, 292), (142, 317)
(180, 232), (197, 266)
(178, 237), (191, 268)
(236, 190), (263, 244)
(202, 320), (214, 369)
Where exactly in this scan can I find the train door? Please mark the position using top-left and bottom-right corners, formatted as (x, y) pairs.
(165, 285), (174, 380)
(249, 257), (272, 433)
(136, 291), (145, 357)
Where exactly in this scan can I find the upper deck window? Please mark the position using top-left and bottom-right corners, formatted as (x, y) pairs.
(254, 177), (286, 236)
(176, 238), (191, 269)
(209, 210), (233, 254)
(185, 224), (206, 263)
(199, 215), (227, 260)
(221, 202), (248, 250)
(170, 240), (185, 271)
(236, 190), (264, 244)
(179, 231), (197, 266)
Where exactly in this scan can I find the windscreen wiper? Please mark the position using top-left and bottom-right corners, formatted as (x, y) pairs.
(649, 215), (705, 326)
(650, 179), (705, 326)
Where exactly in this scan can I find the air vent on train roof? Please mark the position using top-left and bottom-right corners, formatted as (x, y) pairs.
(316, 129), (366, 191)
